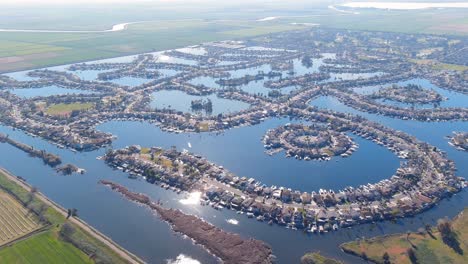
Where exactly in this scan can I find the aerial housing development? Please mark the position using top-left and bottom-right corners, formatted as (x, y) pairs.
(0, 20), (467, 264)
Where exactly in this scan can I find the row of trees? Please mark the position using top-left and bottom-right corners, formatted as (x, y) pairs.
(60, 222), (112, 264)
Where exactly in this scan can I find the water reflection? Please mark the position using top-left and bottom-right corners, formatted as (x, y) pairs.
(166, 254), (202, 264)
(150, 90), (250, 116)
(226, 219), (239, 225)
(179, 191), (202, 205)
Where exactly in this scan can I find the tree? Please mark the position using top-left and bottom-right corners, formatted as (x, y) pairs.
(59, 222), (76, 241)
(67, 208), (78, 219)
(71, 208), (78, 218)
(437, 219), (463, 254)
(37, 203), (49, 223)
(417, 227), (425, 235)
(407, 248), (418, 264)
(361, 252), (368, 261)
(382, 252), (390, 264)
(424, 223), (431, 232)
(25, 192), (34, 206)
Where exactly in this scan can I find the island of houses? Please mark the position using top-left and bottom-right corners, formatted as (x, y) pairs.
(0, 27), (466, 233)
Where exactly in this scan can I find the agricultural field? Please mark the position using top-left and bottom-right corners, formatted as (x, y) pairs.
(1, 3), (466, 73)
(341, 208), (468, 264)
(0, 230), (93, 264)
(284, 8), (468, 35)
(0, 19), (307, 73)
(0, 190), (43, 247)
(46, 102), (94, 116)
(0, 171), (137, 264)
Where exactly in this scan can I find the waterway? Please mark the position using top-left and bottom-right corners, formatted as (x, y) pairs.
(0, 51), (466, 263)
(9, 85), (95, 98)
(150, 90), (250, 116)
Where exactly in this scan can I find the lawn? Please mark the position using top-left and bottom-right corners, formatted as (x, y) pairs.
(341, 208), (468, 264)
(46, 102), (94, 116)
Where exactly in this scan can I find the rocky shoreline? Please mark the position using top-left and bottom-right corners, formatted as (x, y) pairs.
(99, 180), (274, 264)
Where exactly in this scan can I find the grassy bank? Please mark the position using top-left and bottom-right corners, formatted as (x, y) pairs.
(0, 170), (135, 264)
(300, 252), (343, 264)
(341, 208), (468, 264)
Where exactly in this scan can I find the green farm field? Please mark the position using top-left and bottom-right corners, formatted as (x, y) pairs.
(0, 3), (466, 73)
(0, 19), (306, 73)
(0, 186), (92, 263)
(0, 190), (43, 247)
(0, 170), (137, 264)
(0, 231), (93, 264)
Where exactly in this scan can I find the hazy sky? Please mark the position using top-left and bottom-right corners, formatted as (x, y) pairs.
(3, 0), (335, 6)
(6, 0), (324, 3)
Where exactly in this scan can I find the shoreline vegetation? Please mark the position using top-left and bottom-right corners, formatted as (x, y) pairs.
(340, 207), (468, 264)
(0, 133), (61, 167)
(301, 252), (343, 264)
(0, 133), (84, 175)
(0, 167), (143, 264)
(100, 180), (274, 264)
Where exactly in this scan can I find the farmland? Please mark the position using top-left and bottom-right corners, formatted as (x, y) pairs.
(0, 3), (467, 73)
(0, 230), (93, 264)
(0, 19), (306, 73)
(0, 190), (43, 247)
(0, 169), (141, 264)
